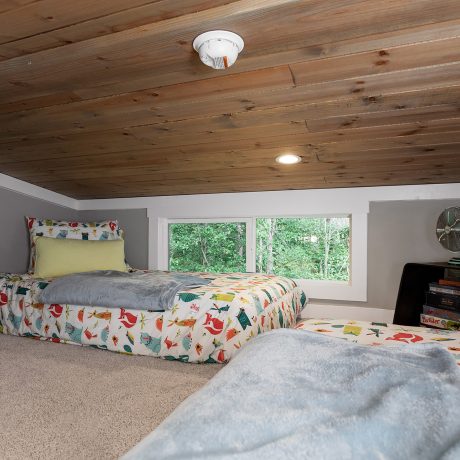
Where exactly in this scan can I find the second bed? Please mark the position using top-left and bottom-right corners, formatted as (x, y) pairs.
(0, 270), (306, 363)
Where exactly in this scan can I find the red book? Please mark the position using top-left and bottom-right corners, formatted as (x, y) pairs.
(439, 279), (460, 288)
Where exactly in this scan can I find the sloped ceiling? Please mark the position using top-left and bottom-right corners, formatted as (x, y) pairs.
(0, 0), (459, 199)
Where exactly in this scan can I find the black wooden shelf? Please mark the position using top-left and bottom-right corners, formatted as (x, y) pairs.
(393, 262), (457, 326)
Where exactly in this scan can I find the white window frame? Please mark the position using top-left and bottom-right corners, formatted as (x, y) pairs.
(156, 213), (367, 302)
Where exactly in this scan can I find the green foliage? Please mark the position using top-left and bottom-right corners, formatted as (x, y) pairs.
(256, 218), (350, 281)
(169, 218), (350, 281)
(169, 223), (246, 273)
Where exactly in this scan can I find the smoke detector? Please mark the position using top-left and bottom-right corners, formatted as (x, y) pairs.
(193, 30), (244, 70)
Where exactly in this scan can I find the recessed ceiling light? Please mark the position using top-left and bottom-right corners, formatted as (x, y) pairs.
(276, 154), (302, 165)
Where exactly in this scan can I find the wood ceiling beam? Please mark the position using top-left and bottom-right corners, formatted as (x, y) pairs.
(3, 130), (460, 172)
(0, 1), (238, 56)
(2, 117), (460, 165)
(306, 104), (460, 132)
(2, 73), (460, 145)
(0, 0), (37, 15)
(3, 148), (459, 183)
(0, 18), (458, 115)
(22, 163), (460, 199)
(1, 0), (460, 104)
(39, 175), (460, 200)
(1, 34), (460, 139)
(0, 0), (164, 44)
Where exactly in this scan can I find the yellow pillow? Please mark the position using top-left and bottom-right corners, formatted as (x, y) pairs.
(33, 237), (127, 278)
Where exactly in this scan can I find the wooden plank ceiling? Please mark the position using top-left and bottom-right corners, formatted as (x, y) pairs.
(0, 0), (460, 199)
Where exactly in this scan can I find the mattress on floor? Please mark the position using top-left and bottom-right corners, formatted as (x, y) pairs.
(124, 329), (460, 460)
(296, 318), (460, 364)
(0, 271), (306, 363)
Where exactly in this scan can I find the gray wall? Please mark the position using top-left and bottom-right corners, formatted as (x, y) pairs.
(0, 188), (148, 273)
(315, 198), (460, 310)
(79, 209), (149, 269)
(1, 186), (458, 310)
(0, 188), (77, 273)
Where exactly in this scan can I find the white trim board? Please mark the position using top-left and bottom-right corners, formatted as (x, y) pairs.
(301, 303), (395, 323)
(0, 173), (78, 209)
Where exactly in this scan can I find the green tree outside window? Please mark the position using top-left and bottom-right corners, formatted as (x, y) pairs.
(168, 217), (350, 280)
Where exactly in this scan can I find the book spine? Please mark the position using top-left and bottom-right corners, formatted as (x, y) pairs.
(425, 292), (460, 311)
(429, 283), (460, 296)
(422, 305), (460, 321)
(439, 279), (460, 288)
(420, 314), (460, 330)
(445, 268), (460, 280)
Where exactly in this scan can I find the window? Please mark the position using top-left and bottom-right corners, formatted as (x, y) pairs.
(256, 217), (350, 282)
(167, 217), (350, 281)
(168, 220), (248, 273)
(158, 213), (366, 301)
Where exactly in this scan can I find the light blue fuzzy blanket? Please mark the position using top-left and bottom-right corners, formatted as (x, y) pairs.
(38, 270), (211, 311)
(124, 329), (460, 460)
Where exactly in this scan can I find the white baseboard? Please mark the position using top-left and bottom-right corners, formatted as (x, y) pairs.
(301, 302), (395, 323)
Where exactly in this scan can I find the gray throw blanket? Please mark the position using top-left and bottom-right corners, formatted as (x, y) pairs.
(123, 329), (460, 460)
(38, 270), (211, 311)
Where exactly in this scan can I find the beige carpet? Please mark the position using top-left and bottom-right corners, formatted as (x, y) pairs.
(0, 334), (222, 460)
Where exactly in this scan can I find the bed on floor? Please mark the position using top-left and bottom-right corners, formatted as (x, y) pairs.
(296, 318), (460, 365)
(0, 217), (306, 363)
(123, 327), (460, 459)
(0, 270), (306, 363)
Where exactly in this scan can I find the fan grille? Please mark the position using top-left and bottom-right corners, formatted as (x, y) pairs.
(436, 206), (460, 252)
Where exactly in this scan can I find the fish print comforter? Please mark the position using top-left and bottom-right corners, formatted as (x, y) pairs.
(0, 271), (306, 363)
(296, 318), (460, 364)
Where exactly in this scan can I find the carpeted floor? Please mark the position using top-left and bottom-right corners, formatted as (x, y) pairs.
(0, 334), (222, 460)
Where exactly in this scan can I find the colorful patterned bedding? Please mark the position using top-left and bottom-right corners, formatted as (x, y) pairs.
(296, 318), (460, 364)
(0, 271), (306, 363)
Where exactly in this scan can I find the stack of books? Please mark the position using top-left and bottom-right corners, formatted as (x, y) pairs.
(421, 278), (460, 330)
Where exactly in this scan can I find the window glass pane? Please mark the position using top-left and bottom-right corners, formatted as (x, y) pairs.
(169, 222), (246, 273)
(256, 217), (350, 281)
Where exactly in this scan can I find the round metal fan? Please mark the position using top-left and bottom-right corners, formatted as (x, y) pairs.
(436, 206), (460, 253)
